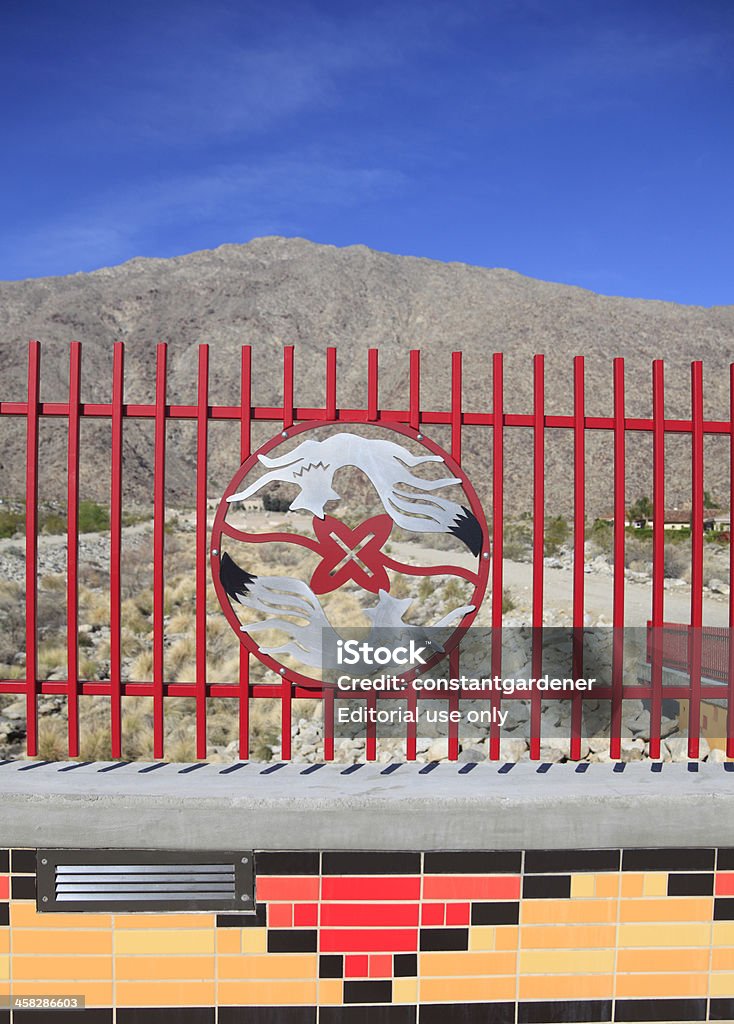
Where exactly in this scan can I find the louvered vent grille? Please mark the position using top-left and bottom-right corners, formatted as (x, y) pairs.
(37, 850), (253, 913)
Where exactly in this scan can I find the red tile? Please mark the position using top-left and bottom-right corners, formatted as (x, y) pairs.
(256, 876), (320, 901)
(421, 903), (445, 926)
(445, 902), (470, 926)
(0, 876), (8, 901)
(267, 903), (292, 927)
(320, 929), (419, 953)
(321, 903), (419, 927)
(294, 902), (318, 927)
(322, 876), (420, 901)
(716, 872), (734, 896)
(422, 875), (521, 900)
(369, 955), (392, 978)
(345, 955), (369, 978)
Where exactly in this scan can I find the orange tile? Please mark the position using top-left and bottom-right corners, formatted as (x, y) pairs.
(0, 932), (9, 954)
(621, 874), (645, 898)
(218, 954), (317, 980)
(520, 925), (616, 949)
(116, 981), (215, 1006)
(217, 980), (317, 1005)
(115, 929), (214, 955)
(710, 974), (734, 998)
(11, 983), (112, 1006)
(618, 948), (711, 973)
(393, 978), (418, 1003)
(12, 932), (113, 956)
(114, 913), (215, 929)
(10, 905), (111, 929)
(619, 898), (712, 923)
(616, 973), (708, 998)
(712, 948), (734, 971)
(369, 955), (392, 978)
(318, 979), (342, 1004)
(519, 974), (614, 1000)
(12, 956), (112, 981)
(495, 926), (519, 950)
(420, 977), (515, 1002)
(420, 952), (516, 977)
(617, 923), (710, 948)
(115, 956), (215, 981)
(520, 949), (615, 974)
(520, 901), (617, 924)
(216, 930), (242, 955)
(594, 874), (619, 899)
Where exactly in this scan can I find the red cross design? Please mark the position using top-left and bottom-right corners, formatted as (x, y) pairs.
(309, 514), (393, 595)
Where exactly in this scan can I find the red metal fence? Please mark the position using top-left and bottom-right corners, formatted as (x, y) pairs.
(1, 341), (732, 762)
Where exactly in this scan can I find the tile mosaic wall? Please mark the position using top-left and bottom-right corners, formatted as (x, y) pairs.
(1, 846), (734, 1022)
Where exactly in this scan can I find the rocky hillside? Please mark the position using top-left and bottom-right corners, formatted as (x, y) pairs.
(1, 236), (732, 515)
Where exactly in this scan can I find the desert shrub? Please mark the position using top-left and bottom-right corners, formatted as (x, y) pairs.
(587, 519), (613, 557)
(78, 500), (110, 533)
(0, 508), (24, 538)
(544, 516), (570, 556)
(502, 588), (516, 614)
(663, 543), (690, 580)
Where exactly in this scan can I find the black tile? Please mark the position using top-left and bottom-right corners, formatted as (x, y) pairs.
(621, 849), (714, 872)
(714, 898), (734, 920)
(613, 998), (707, 1021)
(710, 998), (734, 1020)
(322, 852), (420, 875)
(0, 904), (8, 926)
(219, 1009), (316, 1024)
(419, 928), (468, 951)
(717, 849), (734, 870)
(524, 850), (619, 874)
(217, 904), (266, 927)
(0, 1012), (7, 1024)
(523, 875), (571, 899)
(471, 901), (519, 925)
(519, 1000), (612, 1023)
(424, 851), (521, 874)
(419, 1003), (515, 1024)
(344, 980), (392, 1004)
(255, 852), (320, 875)
(10, 849), (36, 873)
(13, 1013), (111, 1024)
(11, 875), (35, 900)
(117, 1011), (214, 1024)
(319, 954), (343, 978)
(0, 850), (8, 872)
(667, 872), (713, 896)
(394, 953), (417, 977)
(267, 929), (317, 953)
(321, 1008), (415, 1024)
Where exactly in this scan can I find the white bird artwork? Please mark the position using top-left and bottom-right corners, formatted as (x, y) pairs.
(227, 433), (483, 555)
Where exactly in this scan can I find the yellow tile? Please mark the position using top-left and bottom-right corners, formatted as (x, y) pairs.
(420, 952), (516, 977)
(242, 929), (267, 954)
(218, 954), (317, 980)
(216, 930), (242, 955)
(11, 905), (111, 929)
(519, 974), (613, 1000)
(594, 874), (619, 899)
(115, 929), (214, 955)
(469, 926), (495, 951)
(218, 980), (317, 1005)
(642, 872), (668, 897)
(616, 973), (708, 998)
(621, 873), (645, 898)
(12, 956), (112, 981)
(520, 925), (616, 949)
(421, 977), (515, 1002)
(714, 923), (734, 945)
(115, 913), (215, 929)
(570, 874), (595, 899)
(520, 949), (615, 974)
(711, 973), (734, 997)
(620, 897), (712, 923)
(712, 949), (734, 971)
(11, 983), (112, 1006)
(394, 978), (418, 1003)
(116, 981), (215, 1006)
(12, 931), (113, 956)
(520, 901), (616, 924)
(618, 948), (711, 973)
(495, 926), (518, 950)
(319, 979), (342, 1005)
(115, 956), (215, 981)
(618, 923), (710, 947)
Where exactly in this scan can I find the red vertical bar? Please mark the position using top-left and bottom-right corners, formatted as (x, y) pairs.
(239, 347), (251, 759)
(281, 346), (294, 758)
(25, 341), (40, 757)
(152, 343), (167, 759)
(610, 359), (626, 760)
(109, 343), (124, 758)
(409, 351), (420, 430)
(326, 347), (337, 420)
(405, 680), (417, 761)
(66, 342), (81, 757)
(195, 345), (209, 760)
(489, 353), (503, 761)
(283, 345), (294, 431)
(570, 357), (585, 760)
(367, 349), (378, 421)
(448, 352), (462, 759)
(324, 690), (335, 761)
(366, 689), (377, 761)
(530, 355), (545, 760)
(649, 361), (665, 758)
(728, 363), (734, 758)
(689, 361), (704, 759)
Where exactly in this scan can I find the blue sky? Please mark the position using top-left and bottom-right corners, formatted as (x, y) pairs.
(1, 0), (732, 304)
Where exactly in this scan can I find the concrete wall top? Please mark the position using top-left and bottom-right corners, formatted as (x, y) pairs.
(0, 760), (732, 851)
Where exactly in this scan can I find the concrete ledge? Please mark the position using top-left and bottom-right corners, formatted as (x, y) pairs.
(0, 760), (732, 851)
